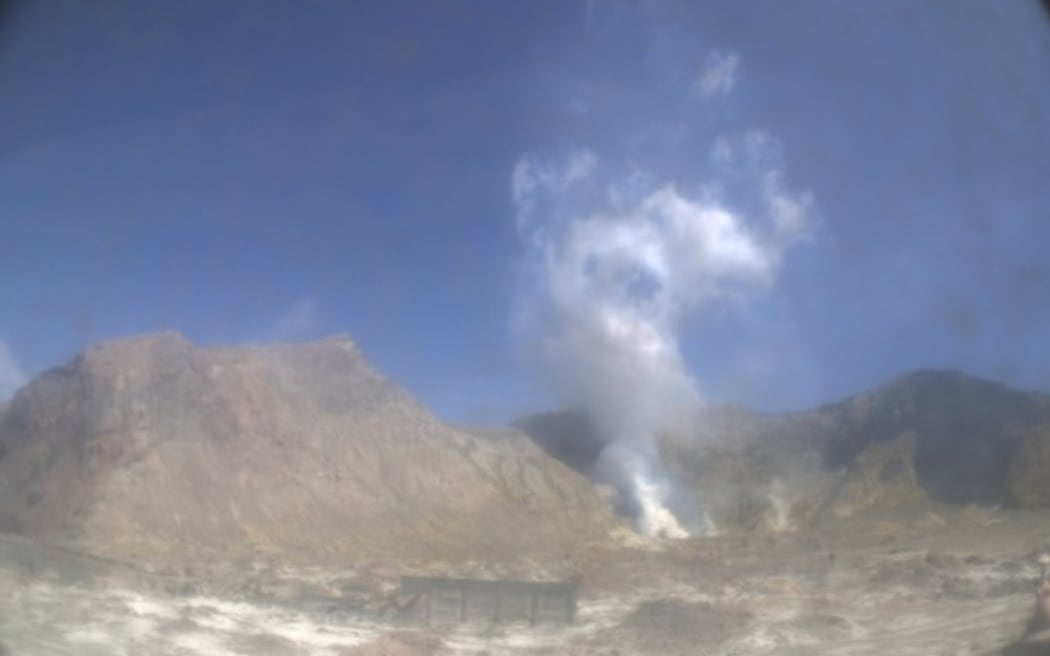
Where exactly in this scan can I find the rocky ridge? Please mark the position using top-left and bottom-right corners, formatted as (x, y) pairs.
(0, 332), (618, 567)
(518, 370), (1050, 534)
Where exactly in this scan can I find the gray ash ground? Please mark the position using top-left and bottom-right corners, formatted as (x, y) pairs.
(1, 508), (1048, 655)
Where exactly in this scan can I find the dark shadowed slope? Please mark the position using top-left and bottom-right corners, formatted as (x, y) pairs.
(675, 371), (1050, 530)
(518, 370), (1050, 532)
(812, 370), (1044, 506)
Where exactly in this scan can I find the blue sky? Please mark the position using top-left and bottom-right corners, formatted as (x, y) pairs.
(1, 0), (1049, 422)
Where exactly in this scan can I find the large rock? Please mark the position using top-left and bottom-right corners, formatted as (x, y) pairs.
(1009, 412), (1050, 508)
(0, 332), (616, 566)
(667, 371), (1050, 531)
(518, 371), (1050, 533)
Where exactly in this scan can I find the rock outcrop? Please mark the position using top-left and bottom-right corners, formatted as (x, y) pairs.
(518, 371), (1050, 533)
(0, 332), (617, 566)
(673, 372), (1050, 531)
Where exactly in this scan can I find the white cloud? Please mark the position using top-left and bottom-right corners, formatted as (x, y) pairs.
(512, 150), (596, 202)
(0, 340), (27, 401)
(568, 90), (592, 116)
(763, 169), (814, 239)
(512, 149), (597, 232)
(710, 136), (735, 165)
(708, 130), (815, 242)
(511, 36), (812, 537)
(695, 51), (740, 98)
(565, 150), (598, 184)
(512, 137), (813, 537)
(272, 298), (321, 341)
(519, 161), (808, 417)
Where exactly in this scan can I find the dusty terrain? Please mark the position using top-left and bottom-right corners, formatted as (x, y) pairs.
(520, 370), (1050, 538)
(3, 334), (1050, 654)
(1, 505), (1048, 655)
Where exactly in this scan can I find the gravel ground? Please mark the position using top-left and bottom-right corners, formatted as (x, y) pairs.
(1, 510), (1048, 655)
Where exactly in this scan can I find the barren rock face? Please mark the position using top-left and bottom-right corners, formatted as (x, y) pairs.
(520, 370), (1050, 534)
(0, 332), (617, 566)
(1010, 417), (1050, 509)
(670, 372), (1050, 532)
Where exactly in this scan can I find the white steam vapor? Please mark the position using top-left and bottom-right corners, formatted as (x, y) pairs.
(513, 149), (812, 537)
(632, 470), (690, 539)
(272, 298), (321, 341)
(0, 339), (27, 401)
(695, 51), (740, 98)
(512, 48), (814, 538)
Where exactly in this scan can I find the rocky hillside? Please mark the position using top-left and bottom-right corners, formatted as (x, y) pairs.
(0, 332), (617, 566)
(518, 371), (1050, 533)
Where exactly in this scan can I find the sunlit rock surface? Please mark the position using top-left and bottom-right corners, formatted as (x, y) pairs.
(2, 336), (1050, 654)
(0, 332), (617, 567)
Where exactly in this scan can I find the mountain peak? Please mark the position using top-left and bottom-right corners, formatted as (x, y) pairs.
(0, 332), (616, 566)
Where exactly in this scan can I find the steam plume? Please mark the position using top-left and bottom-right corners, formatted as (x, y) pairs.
(0, 339), (27, 402)
(512, 122), (813, 538)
